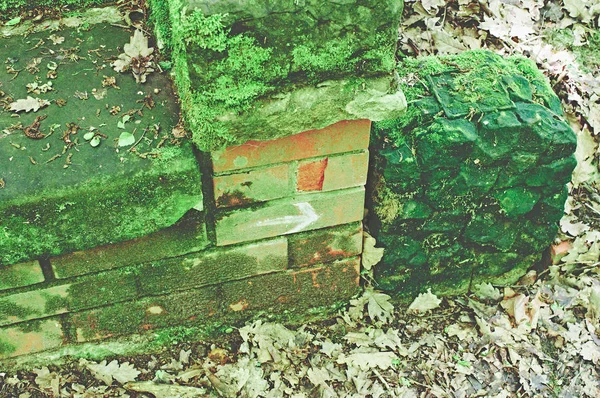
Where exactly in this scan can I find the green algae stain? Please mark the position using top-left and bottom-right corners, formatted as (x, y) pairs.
(0, 300), (40, 322)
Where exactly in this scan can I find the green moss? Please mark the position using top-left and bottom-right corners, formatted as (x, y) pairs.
(148, 0), (403, 151)
(371, 50), (576, 297)
(43, 294), (69, 315)
(66, 272), (138, 311)
(373, 185), (402, 224)
(0, 339), (16, 356)
(152, 325), (206, 346)
(0, 300), (39, 320)
(147, 0), (173, 52)
(0, 0), (111, 19)
(0, 24), (203, 265)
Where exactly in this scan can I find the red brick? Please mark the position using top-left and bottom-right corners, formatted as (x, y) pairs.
(0, 318), (64, 359)
(0, 261), (45, 292)
(321, 151), (369, 191)
(297, 159), (328, 191)
(138, 238), (288, 295)
(214, 164), (290, 207)
(221, 257), (361, 315)
(71, 287), (219, 342)
(289, 222), (363, 267)
(0, 270), (138, 327)
(212, 120), (371, 172)
(215, 187), (365, 246)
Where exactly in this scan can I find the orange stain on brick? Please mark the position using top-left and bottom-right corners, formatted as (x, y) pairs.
(297, 158), (328, 191)
(212, 119), (371, 172)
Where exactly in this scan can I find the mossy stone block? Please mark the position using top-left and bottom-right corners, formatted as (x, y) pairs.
(148, 0), (406, 150)
(493, 187), (541, 217)
(370, 51), (576, 297)
(380, 146), (420, 184)
(0, 24), (203, 266)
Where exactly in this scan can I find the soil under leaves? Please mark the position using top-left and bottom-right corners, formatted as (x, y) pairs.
(1, 0), (600, 397)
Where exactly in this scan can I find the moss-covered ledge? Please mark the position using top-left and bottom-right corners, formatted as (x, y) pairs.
(0, 21), (203, 266)
(147, 0), (407, 151)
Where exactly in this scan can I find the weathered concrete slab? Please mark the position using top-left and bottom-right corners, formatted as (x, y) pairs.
(0, 22), (202, 265)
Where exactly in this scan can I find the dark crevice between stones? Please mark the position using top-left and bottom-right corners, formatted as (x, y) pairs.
(59, 313), (75, 345)
(195, 147), (217, 245)
(39, 257), (56, 283)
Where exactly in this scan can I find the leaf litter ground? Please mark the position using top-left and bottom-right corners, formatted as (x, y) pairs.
(2, 1), (600, 397)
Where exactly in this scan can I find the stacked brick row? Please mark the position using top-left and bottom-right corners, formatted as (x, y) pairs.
(0, 120), (369, 359)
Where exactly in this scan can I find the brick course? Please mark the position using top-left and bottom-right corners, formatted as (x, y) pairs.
(0, 271), (137, 327)
(0, 318), (64, 359)
(138, 238), (288, 295)
(0, 119), (369, 359)
(72, 286), (220, 343)
(51, 211), (208, 279)
(212, 120), (371, 173)
(215, 187), (365, 246)
(0, 261), (45, 292)
(222, 257), (361, 315)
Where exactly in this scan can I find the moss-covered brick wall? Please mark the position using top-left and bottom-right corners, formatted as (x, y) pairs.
(369, 50), (577, 297)
(0, 119), (369, 361)
(146, 0), (406, 151)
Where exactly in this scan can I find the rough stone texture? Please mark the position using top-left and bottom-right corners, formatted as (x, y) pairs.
(71, 287), (220, 342)
(370, 51), (576, 297)
(0, 24), (203, 266)
(0, 318), (64, 359)
(147, 0), (405, 150)
(196, 78), (406, 150)
(215, 187), (365, 246)
(51, 210), (208, 279)
(0, 261), (45, 291)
